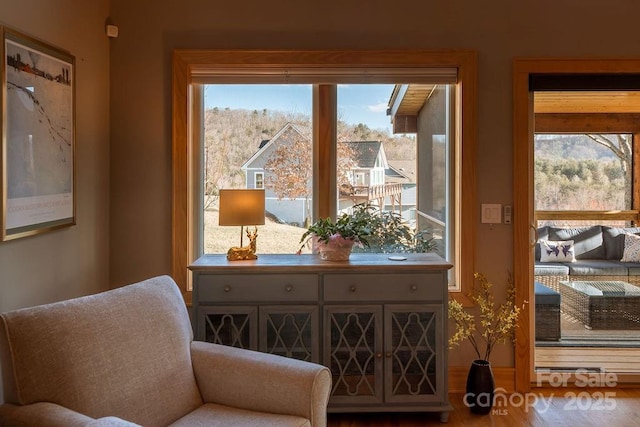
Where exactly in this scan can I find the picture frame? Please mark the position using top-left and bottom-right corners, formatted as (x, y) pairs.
(1, 27), (75, 241)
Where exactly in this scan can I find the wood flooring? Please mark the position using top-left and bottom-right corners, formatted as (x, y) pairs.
(327, 388), (640, 426)
(536, 346), (640, 374)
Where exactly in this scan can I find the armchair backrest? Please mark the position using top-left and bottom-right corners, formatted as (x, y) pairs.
(0, 275), (203, 426)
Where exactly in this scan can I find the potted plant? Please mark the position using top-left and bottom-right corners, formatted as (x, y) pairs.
(298, 203), (438, 260)
(448, 272), (520, 414)
(297, 207), (373, 261)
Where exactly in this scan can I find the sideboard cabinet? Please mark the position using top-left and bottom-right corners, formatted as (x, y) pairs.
(189, 253), (453, 421)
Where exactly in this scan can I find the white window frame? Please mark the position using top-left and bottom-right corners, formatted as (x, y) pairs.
(254, 172), (264, 189)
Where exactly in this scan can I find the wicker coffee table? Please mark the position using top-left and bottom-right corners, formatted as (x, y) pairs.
(558, 280), (640, 330)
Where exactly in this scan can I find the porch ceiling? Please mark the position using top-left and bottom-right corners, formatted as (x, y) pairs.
(535, 91), (640, 114)
(392, 84), (436, 115)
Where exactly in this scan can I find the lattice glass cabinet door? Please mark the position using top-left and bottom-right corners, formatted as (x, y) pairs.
(385, 304), (443, 403)
(259, 306), (319, 362)
(324, 306), (384, 404)
(199, 306), (258, 350)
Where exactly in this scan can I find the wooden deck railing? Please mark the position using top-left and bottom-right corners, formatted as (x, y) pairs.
(350, 183), (404, 200)
(341, 183), (404, 212)
(535, 210), (640, 224)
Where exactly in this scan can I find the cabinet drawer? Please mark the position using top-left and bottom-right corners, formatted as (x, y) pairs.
(197, 274), (319, 302)
(323, 273), (443, 302)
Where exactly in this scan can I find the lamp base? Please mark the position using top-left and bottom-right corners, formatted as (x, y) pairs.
(226, 227), (259, 261)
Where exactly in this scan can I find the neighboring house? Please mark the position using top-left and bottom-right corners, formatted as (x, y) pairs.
(385, 160), (416, 223)
(241, 122), (311, 225)
(388, 84), (450, 257)
(337, 142), (407, 220)
(242, 122), (411, 225)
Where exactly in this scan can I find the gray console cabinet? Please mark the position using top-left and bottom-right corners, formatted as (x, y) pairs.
(190, 253), (452, 421)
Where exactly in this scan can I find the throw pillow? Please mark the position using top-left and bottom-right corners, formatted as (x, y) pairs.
(539, 239), (575, 263)
(620, 233), (640, 262)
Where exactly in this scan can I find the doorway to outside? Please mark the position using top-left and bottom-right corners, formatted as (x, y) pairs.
(513, 60), (640, 392)
(533, 128), (640, 374)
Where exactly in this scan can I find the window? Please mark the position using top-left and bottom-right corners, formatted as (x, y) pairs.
(203, 84), (313, 252)
(202, 83), (455, 257)
(255, 172), (264, 189)
(535, 133), (633, 227)
(172, 50), (476, 299)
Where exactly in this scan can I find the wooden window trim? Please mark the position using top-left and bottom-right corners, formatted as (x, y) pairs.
(172, 50), (477, 304)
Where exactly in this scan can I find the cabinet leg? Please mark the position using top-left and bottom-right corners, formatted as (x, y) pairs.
(439, 411), (450, 423)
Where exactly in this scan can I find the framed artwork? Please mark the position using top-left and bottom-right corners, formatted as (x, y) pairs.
(1, 27), (75, 241)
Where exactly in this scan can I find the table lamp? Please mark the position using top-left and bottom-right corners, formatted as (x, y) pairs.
(218, 189), (265, 260)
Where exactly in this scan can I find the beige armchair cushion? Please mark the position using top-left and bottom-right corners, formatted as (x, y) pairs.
(169, 403), (311, 427)
(0, 275), (331, 426)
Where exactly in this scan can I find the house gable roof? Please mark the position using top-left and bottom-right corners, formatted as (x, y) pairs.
(241, 122), (310, 169)
(242, 129), (390, 172)
(342, 141), (387, 169)
(386, 160), (414, 183)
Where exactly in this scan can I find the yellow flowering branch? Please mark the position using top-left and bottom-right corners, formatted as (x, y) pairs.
(448, 272), (520, 361)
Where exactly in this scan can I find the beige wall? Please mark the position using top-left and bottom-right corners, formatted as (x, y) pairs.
(0, 0), (110, 402)
(108, 0), (640, 367)
(2, 1), (639, 403)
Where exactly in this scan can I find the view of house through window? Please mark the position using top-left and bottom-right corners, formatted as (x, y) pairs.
(202, 83), (453, 261)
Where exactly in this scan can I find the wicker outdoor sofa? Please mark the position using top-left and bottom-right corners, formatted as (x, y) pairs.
(534, 225), (640, 291)
(534, 225), (640, 333)
(535, 281), (561, 341)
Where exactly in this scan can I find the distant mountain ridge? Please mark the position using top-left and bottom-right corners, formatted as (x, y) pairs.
(535, 134), (618, 160)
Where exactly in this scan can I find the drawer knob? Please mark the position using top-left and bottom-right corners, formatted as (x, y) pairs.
(376, 353), (382, 358)
(224, 285), (231, 292)
(411, 284), (418, 291)
(386, 352), (392, 358)
(350, 285), (357, 292)
(286, 285), (293, 292)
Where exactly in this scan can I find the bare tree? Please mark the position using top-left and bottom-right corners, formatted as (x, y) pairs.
(586, 134), (632, 207)
(264, 137), (313, 202)
(337, 141), (357, 189)
(264, 137), (357, 224)
(203, 136), (227, 210)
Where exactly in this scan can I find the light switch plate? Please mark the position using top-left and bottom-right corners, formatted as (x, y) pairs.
(504, 205), (512, 224)
(481, 204), (502, 224)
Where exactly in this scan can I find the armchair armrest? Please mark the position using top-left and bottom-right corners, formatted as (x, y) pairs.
(0, 402), (93, 427)
(191, 341), (331, 426)
(0, 403), (140, 427)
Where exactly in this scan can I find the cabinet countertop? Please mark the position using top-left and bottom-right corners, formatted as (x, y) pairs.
(189, 252), (452, 273)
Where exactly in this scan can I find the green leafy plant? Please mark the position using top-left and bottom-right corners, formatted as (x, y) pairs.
(297, 203), (437, 254)
(297, 206), (373, 254)
(350, 204), (437, 253)
(448, 272), (520, 362)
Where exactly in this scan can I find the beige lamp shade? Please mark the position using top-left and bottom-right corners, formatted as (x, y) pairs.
(218, 189), (266, 226)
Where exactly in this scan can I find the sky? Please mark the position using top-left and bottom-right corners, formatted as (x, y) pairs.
(204, 84), (395, 133)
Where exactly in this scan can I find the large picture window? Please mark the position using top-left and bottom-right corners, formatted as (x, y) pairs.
(202, 83), (455, 258)
(172, 50), (476, 300)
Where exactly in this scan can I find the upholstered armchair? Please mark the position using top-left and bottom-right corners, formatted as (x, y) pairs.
(0, 275), (331, 426)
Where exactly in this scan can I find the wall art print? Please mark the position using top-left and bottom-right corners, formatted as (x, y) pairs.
(1, 27), (75, 241)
